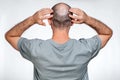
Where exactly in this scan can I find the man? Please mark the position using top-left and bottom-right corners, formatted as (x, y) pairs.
(5, 2), (112, 80)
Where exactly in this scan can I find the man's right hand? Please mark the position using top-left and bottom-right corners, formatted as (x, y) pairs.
(32, 8), (53, 26)
(5, 8), (53, 50)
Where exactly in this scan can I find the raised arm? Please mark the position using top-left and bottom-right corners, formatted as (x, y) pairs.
(69, 8), (113, 48)
(5, 8), (53, 50)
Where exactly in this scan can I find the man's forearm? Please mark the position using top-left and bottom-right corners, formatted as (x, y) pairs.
(5, 16), (35, 37)
(69, 8), (112, 48)
(85, 16), (113, 35)
(5, 8), (53, 50)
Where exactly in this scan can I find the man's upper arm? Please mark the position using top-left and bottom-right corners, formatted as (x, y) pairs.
(98, 35), (112, 48)
(80, 35), (101, 58)
(6, 36), (20, 50)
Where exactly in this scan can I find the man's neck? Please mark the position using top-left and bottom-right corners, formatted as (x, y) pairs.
(52, 29), (70, 44)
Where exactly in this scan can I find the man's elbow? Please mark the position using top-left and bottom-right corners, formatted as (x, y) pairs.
(5, 32), (14, 43)
(5, 32), (20, 50)
(5, 32), (10, 42)
(108, 28), (113, 38)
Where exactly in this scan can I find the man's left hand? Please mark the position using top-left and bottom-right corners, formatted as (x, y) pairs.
(32, 8), (53, 26)
(69, 8), (89, 24)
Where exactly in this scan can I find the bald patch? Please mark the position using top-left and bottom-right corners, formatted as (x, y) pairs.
(54, 3), (70, 16)
(52, 3), (72, 28)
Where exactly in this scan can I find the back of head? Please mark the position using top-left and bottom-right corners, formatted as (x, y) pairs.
(52, 3), (72, 29)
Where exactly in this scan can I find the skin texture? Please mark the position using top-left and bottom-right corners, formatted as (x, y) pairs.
(5, 8), (53, 50)
(69, 8), (113, 47)
(51, 3), (72, 28)
(5, 3), (113, 51)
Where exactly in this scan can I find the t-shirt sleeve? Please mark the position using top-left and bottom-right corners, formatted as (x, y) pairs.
(17, 37), (43, 61)
(86, 35), (101, 58)
(79, 35), (102, 59)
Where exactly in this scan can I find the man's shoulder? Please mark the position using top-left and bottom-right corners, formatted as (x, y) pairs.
(18, 37), (45, 46)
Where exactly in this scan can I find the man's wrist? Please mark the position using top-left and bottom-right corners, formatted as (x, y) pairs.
(84, 16), (92, 24)
(29, 16), (36, 24)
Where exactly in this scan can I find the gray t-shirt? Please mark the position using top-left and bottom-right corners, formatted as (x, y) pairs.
(18, 35), (101, 80)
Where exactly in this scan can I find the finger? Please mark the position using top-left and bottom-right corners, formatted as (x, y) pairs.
(44, 15), (53, 19)
(71, 20), (80, 24)
(69, 8), (78, 14)
(45, 9), (53, 14)
(72, 19), (83, 24)
(69, 8), (82, 15)
(69, 8), (77, 12)
(69, 14), (79, 20)
(37, 20), (46, 26)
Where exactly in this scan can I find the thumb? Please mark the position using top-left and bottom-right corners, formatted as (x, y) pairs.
(41, 22), (46, 26)
(37, 20), (46, 26)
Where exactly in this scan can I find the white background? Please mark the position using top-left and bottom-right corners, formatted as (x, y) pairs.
(0, 0), (120, 80)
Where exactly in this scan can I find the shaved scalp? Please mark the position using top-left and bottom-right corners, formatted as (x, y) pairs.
(52, 3), (72, 29)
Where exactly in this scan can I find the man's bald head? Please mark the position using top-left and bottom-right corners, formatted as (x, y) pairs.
(51, 3), (72, 29)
